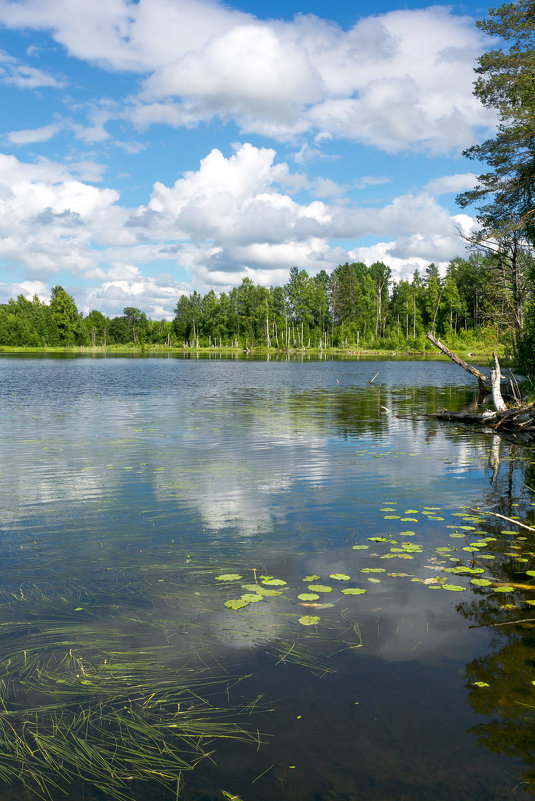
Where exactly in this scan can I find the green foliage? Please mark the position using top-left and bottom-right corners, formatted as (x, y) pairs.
(0, 251), (532, 351)
(457, 0), (535, 244)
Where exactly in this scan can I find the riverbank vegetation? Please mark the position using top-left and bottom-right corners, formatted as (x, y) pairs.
(1, 250), (534, 367)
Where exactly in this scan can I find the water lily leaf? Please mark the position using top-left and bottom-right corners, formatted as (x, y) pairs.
(298, 615), (320, 626)
(473, 681), (490, 687)
(360, 568), (385, 573)
(368, 536), (389, 542)
(260, 589), (283, 596)
(525, 570), (535, 577)
(399, 530), (416, 537)
(492, 585), (515, 592)
(384, 515), (401, 519)
(404, 509), (419, 514)
(329, 573), (351, 580)
(307, 584), (332, 593)
(216, 574), (243, 582)
(242, 584), (281, 595)
(401, 517), (418, 522)
(380, 508), (397, 512)
(471, 578), (492, 586)
(224, 599), (249, 610)
(426, 516), (444, 521)
(298, 593), (320, 601)
(352, 545), (369, 550)
(241, 594), (264, 603)
(442, 584), (465, 591)
(367, 577), (381, 583)
(262, 578), (287, 586)
(341, 588), (367, 595)
(526, 600), (535, 606)
(302, 575), (320, 581)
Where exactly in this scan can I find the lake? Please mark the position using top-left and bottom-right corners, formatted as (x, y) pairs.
(0, 355), (534, 801)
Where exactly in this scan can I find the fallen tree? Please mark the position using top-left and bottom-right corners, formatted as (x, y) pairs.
(426, 332), (535, 439)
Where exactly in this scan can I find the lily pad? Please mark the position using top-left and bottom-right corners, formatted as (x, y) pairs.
(341, 588), (367, 595)
(308, 584), (333, 593)
(442, 584), (465, 591)
(302, 575), (320, 581)
(360, 568), (385, 573)
(262, 578), (287, 586)
(473, 681), (490, 687)
(298, 615), (320, 626)
(298, 593), (320, 601)
(224, 599), (249, 610)
(241, 594), (264, 603)
(216, 574), (243, 582)
(352, 545), (369, 550)
(491, 585), (515, 592)
(471, 578), (492, 587)
(329, 573), (351, 580)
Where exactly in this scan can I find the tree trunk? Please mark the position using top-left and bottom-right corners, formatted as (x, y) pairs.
(426, 331), (489, 393)
(491, 352), (507, 412)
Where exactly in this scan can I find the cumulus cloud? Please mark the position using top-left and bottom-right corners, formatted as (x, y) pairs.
(0, 144), (475, 314)
(81, 266), (190, 319)
(0, 1), (495, 152)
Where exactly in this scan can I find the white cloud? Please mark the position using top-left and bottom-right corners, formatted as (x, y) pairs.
(0, 145), (476, 313)
(82, 266), (190, 319)
(8, 123), (60, 144)
(0, 279), (50, 303)
(0, 50), (65, 88)
(424, 173), (478, 195)
(0, 2), (496, 152)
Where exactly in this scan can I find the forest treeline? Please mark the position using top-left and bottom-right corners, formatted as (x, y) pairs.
(1, 248), (534, 373)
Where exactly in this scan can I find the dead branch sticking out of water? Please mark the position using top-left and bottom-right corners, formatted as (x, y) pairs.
(426, 332), (535, 439)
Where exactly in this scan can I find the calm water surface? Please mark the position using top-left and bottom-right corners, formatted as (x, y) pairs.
(1, 356), (534, 801)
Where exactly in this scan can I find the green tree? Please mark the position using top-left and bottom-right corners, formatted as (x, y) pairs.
(50, 286), (80, 345)
(457, 0), (535, 244)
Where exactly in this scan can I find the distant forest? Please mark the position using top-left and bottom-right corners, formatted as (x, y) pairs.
(1, 248), (534, 372)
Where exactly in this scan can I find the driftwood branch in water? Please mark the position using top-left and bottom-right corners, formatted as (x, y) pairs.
(491, 352), (507, 412)
(434, 404), (535, 438)
(469, 508), (535, 533)
(426, 332), (535, 437)
(426, 332), (489, 393)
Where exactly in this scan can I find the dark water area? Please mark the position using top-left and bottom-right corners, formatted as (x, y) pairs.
(0, 356), (534, 801)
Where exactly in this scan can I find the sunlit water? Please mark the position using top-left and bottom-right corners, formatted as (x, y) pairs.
(1, 355), (534, 801)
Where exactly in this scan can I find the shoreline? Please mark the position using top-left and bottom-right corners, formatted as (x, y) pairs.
(0, 344), (507, 361)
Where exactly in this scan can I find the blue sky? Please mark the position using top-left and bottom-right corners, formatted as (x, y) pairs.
(0, 0), (497, 319)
